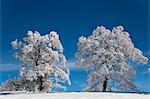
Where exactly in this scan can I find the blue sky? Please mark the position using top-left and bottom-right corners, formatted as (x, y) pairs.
(0, 0), (150, 92)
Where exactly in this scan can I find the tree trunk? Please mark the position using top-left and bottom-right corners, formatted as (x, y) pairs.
(37, 76), (44, 92)
(102, 77), (108, 92)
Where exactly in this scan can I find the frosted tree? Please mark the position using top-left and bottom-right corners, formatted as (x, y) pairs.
(76, 26), (148, 92)
(11, 31), (71, 92)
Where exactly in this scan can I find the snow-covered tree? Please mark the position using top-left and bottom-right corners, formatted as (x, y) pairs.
(76, 26), (148, 92)
(0, 77), (36, 92)
(11, 31), (71, 93)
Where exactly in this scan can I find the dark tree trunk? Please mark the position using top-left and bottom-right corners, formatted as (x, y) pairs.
(37, 76), (44, 91)
(102, 77), (108, 92)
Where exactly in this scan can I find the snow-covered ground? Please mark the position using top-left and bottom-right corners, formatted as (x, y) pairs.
(0, 92), (149, 99)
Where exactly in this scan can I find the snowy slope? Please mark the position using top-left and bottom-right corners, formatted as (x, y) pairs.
(0, 92), (149, 99)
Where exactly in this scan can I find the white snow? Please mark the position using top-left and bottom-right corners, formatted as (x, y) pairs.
(0, 92), (149, 99)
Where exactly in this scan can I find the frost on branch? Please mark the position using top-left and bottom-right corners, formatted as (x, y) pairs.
(10, 31), (71, 93)
(76, 26), (148, 92)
